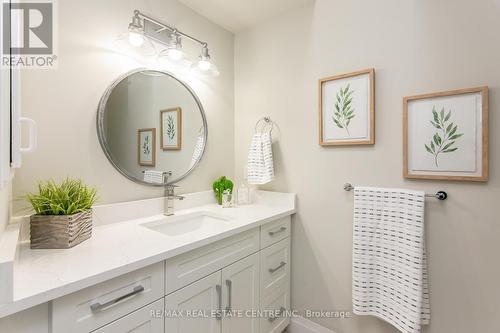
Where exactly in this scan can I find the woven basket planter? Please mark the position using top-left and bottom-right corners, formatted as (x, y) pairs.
(30, 210), (93, 249)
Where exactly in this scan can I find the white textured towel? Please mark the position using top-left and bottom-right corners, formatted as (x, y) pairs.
(247, 132), (274, 185)
(352, 187), (430, 333)
(189, 136), (205, 169)
(143, 170), (164, 184)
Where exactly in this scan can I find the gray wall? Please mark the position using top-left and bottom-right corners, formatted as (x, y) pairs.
(234, 0), (500, 332)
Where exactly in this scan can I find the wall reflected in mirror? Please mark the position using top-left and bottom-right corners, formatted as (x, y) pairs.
(98, 69), (207, 185)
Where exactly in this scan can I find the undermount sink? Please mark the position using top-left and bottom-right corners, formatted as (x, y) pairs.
(141, 211), (233, 237)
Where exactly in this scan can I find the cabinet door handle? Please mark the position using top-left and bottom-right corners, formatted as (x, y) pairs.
(268, 226), (286, 236)
(225, 279), (232, 312)
(19, 117), (37, 153)
(216, 284), (222, 321)
(268, 261), (286, 273)
(268, 307), (286, 322)
(90, 285), (144, 312)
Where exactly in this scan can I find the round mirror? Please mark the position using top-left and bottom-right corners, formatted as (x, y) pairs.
(97, 69), (207, 186)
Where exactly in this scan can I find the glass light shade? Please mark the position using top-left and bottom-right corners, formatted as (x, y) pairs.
(191, 60), (219, 77)
(166, 48), (183, 61)
(197, 59), (211, 71)
(128, 31), (144, 47)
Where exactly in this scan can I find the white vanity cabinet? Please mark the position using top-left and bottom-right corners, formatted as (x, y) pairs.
(164, 271), (222, 333)
(164, 253), (260, 333)
(45, 216), (292, 333)
(221, 252), (260, 333)
(51, 262), (164, 333)
(92, 299), (164, 333)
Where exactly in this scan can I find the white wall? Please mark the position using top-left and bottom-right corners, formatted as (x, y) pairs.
(234, 0), (500, 332)
(13, 0), (234, 212)
(0, 182), (11, 233)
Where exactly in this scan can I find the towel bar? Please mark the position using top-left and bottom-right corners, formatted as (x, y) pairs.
(343, 183), (447, 200)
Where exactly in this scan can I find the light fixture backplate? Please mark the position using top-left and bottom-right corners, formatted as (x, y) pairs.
(143, 20), (175, 46)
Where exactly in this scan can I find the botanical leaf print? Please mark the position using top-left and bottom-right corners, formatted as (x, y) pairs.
(424, 106), (463, 167)
(332, 83), (355, 135)
(166, 115), (175, 141)
(142, 136), (150, 155)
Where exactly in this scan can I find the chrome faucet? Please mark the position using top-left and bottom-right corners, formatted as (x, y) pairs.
(163, 172), (184, 216)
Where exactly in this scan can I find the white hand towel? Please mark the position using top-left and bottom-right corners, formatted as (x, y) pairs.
(352, 187), (430, 333)
(143, 170), (164, 184)
(247, 132), (274, 185)
(189, 136), (205, 169)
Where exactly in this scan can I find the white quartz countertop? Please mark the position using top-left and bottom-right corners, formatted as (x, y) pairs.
(0, 191), (295, 318)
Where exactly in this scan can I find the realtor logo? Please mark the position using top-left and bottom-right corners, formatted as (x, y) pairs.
(2, 0), (57, 68)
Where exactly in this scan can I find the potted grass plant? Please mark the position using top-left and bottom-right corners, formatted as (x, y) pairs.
(25, 178), (97, 249)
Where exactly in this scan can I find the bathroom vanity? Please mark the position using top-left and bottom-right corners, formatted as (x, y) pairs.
(0, 63), (295, 332)
(0, 190), (295, 333)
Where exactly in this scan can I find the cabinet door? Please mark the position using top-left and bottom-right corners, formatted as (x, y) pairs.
(92, 299), (164, 333)
(221, 253), (260, 333)
(165, 271), (222, 333)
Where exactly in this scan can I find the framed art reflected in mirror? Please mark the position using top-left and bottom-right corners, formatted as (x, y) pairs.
(138, 128), (156, 167)
(161, 107), (182, 150)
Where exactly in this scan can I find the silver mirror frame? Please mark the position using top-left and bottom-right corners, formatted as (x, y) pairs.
(96, 68), (208, 186)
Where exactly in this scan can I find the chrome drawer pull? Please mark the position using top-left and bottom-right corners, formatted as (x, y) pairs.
(90, 285), (144, 312)
(268, 226), (287, 236)
(268, 307), (286, 322)
(225, 279), (232, 312)
(268, 261), (286, 273)
(216, 284), (222, 320)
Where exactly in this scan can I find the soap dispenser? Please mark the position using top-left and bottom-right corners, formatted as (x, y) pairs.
(237, 168), (250, 205)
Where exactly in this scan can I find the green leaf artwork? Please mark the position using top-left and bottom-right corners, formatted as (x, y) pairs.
(424, 106), (464, 168)
(166, 115), (176, 141)
(142, 135), (150, 155)
(332, 83), (355, 135)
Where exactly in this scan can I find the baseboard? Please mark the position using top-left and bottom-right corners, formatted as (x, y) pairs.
(287, 316), (337, 333)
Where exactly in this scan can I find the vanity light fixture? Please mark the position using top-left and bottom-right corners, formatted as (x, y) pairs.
(197, 45), (212, 71)
(128, 10), (219, 76)
(128, 10), (144, 47)
(165, 31), (183, 61)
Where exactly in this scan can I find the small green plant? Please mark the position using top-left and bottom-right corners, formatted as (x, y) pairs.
(212, 176), (233, 205)
(333, 83), (355, 135)
(425, 106), (463, 167)
(25, 178), (97, 215)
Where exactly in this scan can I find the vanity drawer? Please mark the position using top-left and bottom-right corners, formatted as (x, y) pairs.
(260, 238), (290, 298)
(260, 217), (290, 249)
(52, 262), (164, 333)
(92, 299), (164, 333)
(260, 283), (290, 333)
(165, 228), (260, 294)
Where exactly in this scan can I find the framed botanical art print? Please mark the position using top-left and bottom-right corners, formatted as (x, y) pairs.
(160, 107), (182, 150)
(138, 128), (156, 166)
(404, 87), (488, 181)
(319, 68), (375, 146)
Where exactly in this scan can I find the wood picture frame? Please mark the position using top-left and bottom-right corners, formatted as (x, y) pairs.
(403, 86), (488, 181)
(319, 68), (375, 146)
(137, 128), (156, 166)
(160, 107), (182, 150)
